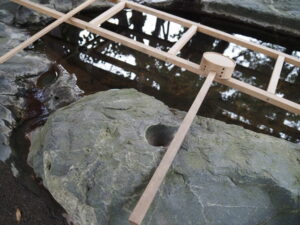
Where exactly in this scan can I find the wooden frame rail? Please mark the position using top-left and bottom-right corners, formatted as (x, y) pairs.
(0, 0), (96, 64)
(1, 0), (300, 224)
(6, 0), (300, 115)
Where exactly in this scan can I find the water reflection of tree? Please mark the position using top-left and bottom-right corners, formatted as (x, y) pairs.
(43, 9), (300, 143)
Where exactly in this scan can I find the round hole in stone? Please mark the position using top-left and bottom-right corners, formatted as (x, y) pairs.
(146, 124), (177, 147)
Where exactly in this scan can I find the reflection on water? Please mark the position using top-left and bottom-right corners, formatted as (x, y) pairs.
(40, 8), (300, 143)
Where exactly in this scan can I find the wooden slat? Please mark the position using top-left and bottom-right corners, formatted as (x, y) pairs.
(267, 55), (285, 93)
(125, 0), (194, 28)
(10, 0), (300, 116)
(0, 0), (96, 64)
(196, 25), (300, 67)
(124, 0), (300, 67)
(168, 25), (197, 55)
(129, 71), (216, 225)
(89, 1), (125, 25)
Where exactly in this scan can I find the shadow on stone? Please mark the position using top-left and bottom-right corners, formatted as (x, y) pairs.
(146, 124), (177, 147)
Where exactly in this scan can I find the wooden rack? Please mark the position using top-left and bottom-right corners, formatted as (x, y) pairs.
(2, 0), (300, 224)
(2, 0), (300, 115)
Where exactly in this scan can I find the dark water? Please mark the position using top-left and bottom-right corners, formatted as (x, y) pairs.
(36, 8), (300, 143)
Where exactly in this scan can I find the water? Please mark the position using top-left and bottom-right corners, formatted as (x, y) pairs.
(37, 8), (300, 143)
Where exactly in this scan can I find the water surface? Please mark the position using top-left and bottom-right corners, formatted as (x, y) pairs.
(38, 8), (300, 143)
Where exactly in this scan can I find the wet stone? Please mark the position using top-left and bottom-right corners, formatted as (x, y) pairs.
(0, 9), (14, 25)
(0, 71), (17, 95)
(0, 104), (14, 127)
(41, 65), (84, 112)
(199, 0), (300, 36)
(0, 104), (12, 162)
(0, 134), (11, 162)
(29, 89), (300, 225)
(0, 22), (51, 162)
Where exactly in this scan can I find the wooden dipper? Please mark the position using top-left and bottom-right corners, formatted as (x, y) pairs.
(200, 52), (236, 79)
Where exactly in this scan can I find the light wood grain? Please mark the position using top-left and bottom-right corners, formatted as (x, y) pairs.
(267, 55), (285, 93)
(11, 0), (300, 116)
(219, 77), (300, 114)
(129, 71), (216, 225)
(89, 1), (125, 25)
(168, 25), (197, 55)
(200, 52), (236, 79)
(0, 0), (96, 64)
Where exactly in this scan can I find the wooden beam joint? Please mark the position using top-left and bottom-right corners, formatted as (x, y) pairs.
(267, 55), (285, 94)
(168, 25), (197, 55)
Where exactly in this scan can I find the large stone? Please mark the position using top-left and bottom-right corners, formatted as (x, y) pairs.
(29, 89), (300, 225)
(198, 0), (300, 37)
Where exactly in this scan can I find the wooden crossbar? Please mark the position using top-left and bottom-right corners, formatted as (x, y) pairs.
(129, 71), (216, 225)
(1, 1), (300, 224)
(89, 1), (125, 25)
(9, 0), (300, 115)
(168, 25), (197, 55)
(267, 55), (285, 93)
(0, 0), (96, 64)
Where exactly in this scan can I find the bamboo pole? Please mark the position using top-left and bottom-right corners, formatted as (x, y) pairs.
(129, 71), (216, 225)
(7, 0), (300, 115)
(0, 0), (96, 64)
(267, 55), (285, 93)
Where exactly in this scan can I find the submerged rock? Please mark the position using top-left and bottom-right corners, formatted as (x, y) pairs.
(29, 89), (300, 225)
